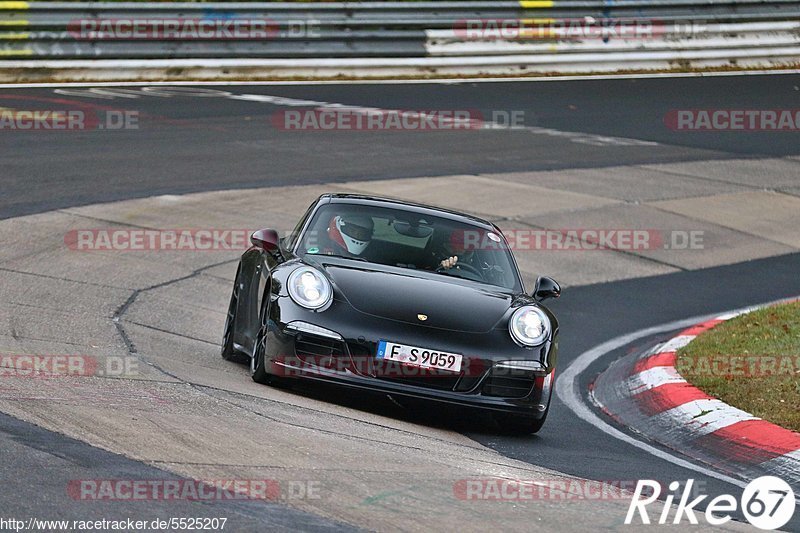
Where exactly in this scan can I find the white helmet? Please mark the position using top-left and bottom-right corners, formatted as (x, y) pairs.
(327, 215), (373, 256)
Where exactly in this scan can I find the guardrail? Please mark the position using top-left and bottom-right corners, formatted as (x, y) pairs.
(0, 1), (798, 80)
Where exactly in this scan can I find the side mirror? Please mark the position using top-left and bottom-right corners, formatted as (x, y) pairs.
(533, 276), (561, 301)
(250, 229), (280, 253)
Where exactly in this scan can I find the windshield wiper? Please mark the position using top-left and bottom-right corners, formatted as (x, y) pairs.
(312, 253), (368, 262)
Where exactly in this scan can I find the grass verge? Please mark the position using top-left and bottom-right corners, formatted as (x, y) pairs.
(676, 300), (800, 432)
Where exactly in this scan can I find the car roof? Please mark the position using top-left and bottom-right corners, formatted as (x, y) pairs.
(321, 193), (498, 231)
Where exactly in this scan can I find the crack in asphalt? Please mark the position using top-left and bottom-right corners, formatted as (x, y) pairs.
(200, 385), (501, 460)
(8, 300), (82, 314)
(0, 266), (130, 291)
(130, 290), (234, 316)
(195, 384), (492, 451)
(111, 258), (237, 355)
(202, 272), (240, 282)
(645, 201), (800, 252)
(58, 209), (174, 232)
(0, 334), (106, 348)
(148, 462), (442, 473)
(125, 320), (219, 346)
(633, 162), (800, 192)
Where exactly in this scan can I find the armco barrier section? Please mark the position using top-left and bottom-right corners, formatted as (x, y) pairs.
(0, 1), (798, 78)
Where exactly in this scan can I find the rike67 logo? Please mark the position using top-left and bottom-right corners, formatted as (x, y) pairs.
(626, 477), (796, 530)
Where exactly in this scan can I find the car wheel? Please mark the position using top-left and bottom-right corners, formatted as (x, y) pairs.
(221, 269), (248, 364)
(250, 325), (294, 389)
(494, 407), (548, 435)
(250, 325), (271, 384)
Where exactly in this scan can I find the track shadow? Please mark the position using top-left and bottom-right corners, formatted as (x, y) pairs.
(268, 378), (541, 438)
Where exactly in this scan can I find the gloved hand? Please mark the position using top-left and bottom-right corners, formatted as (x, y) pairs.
(440, 256), (458, 269)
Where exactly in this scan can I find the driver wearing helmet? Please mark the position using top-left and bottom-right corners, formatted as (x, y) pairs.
(325, 214), (374, 257)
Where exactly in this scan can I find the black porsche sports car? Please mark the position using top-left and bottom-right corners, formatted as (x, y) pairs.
(221, 194), (560, 433)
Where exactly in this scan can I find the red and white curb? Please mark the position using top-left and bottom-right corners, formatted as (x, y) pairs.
(591, 306), (800, 489)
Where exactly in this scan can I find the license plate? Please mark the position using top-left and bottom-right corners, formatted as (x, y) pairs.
(376, 340), (463, 373)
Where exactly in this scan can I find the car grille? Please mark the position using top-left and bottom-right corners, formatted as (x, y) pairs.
(481, 369), (536, 398)
(294, 333), (349, 368)
(377, 372), (461, 391)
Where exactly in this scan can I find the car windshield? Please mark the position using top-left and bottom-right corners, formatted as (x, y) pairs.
(296, 202), (521, 291)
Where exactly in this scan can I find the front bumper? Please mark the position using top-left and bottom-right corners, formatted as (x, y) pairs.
(263, 297), (557, 417)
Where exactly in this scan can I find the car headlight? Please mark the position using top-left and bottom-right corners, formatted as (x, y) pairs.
(509, 306), (550, 347)
(288, 267), (332, 310)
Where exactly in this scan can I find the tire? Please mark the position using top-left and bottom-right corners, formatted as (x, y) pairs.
(250, 288), (285, 386)
(221, 269), (249, 364)
(250, 322), (294, 388)
(250, 325), (271, 384)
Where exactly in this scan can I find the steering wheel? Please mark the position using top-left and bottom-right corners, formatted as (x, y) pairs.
(436, 261), (483, 278)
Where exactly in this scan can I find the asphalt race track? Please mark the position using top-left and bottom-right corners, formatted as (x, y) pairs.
(2, 73), (800, 219)
(0, 412), (353, 531)
(1, 73), (799, 531)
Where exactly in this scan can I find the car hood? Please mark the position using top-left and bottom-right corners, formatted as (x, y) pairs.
(321, 263), (513, 333)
